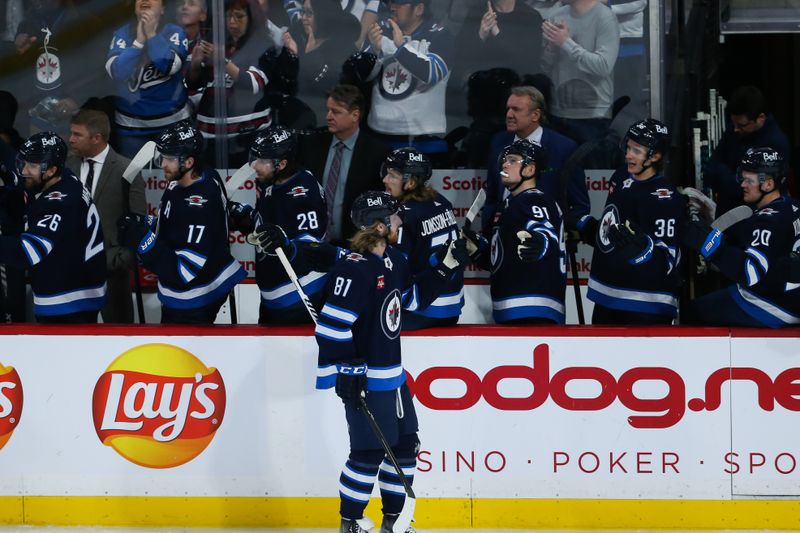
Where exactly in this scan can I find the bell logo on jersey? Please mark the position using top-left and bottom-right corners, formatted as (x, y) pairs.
(0, 362), (23, 452)
(380, 289), (402, 339)
(92, 344), (226, 469)
(185, 195), (208, 207)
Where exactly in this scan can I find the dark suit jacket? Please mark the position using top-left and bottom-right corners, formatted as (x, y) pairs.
(482, 128), (591, 233)
(297, 129), (388, 245)
(67, 146), (146, 272)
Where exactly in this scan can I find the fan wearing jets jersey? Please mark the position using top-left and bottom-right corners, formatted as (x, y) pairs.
(381, 147), (463, 329)
(682, 147), (800, 327)
(230, 125), (328, 324)
(313, 191), (468, 533)
(570, 118), (686, 325)
(463, 139), (566, 324)
(119, 122), (246, 323)
(0, 132), (107, 323)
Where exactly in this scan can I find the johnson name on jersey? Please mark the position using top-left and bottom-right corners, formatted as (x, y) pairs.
(147, 170), (246, 309)
(395, 193), (463, 320)
(7, 174), (107, 316)
(588, 171), (685, 317)
(106, 23), (191, 134)
(489, 188), (566, 323)
(253, 170), (328, 311)
(713, 196), (800, 327)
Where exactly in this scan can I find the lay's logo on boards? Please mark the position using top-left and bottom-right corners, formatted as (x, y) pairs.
(92, 344), (226, 469)
(0, 362), (23, 451)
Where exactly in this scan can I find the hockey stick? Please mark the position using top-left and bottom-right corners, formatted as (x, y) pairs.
(462, 188), (485, 231)
(224, 162), (256, 197)
(270, 241), (416, 533)
(123, 141), (157, 183)
(711, 204), (752, 231)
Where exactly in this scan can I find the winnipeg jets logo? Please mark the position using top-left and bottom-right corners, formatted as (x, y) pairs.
(757, 208), (777, 216)
(36, 51), (61, 87)
(622, 178), (634, 189)
(185, 195), (208, 207)
(651, 188), (673, 199)
(44, 191), (67, 201)
(287, 186), (308, 197)
(489, 229), (503, 274)
(380, 58), (415, 100)
(380, 289), (402, 339)
(598, 205), (621, 252)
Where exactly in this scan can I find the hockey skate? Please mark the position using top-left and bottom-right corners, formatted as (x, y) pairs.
(380, 513), (416, 533)
(340, 517), (374, 533)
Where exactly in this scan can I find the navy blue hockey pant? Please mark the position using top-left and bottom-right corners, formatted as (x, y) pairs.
(338, 383), (419, 520)
(682, 289), (766, 327)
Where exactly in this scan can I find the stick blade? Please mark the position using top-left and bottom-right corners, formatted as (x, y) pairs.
(464, 188), (486, 228)
(122, 141), (156, 183)
(225, 163), (256, 196)
(392, 495), (416, 533)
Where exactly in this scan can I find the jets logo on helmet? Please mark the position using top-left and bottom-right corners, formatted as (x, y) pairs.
(381, 148), (432, 183)
(250, 125), (296, 164)
(623, 118), (670, 160)
(351, 191), (400, 230)
(737, 146), (785, 186)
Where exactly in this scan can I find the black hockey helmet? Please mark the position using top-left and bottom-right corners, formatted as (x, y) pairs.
(737, 147), (786, 187)
(249, 125), (296, 164)
(623, 118), (670, 160)
(350, 191), (401, 230)
(380, 148), (432, 183)
(498, 139), (547, 177)
(156, 121), (204, 159)
(17, 131), (67, 174)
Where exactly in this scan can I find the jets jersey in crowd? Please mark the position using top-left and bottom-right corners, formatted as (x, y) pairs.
(587, 170), (685, 317)
(0, 173), (107, 317)
(364, 20), (453, 136)
(710, 196), (800, 327)
(144, 169), (246, 309)
(315, 246), (449, 392)
(106, 23), (191, 137)
(486, 188), (566, 323)
(254, 170), (327, 312)
(394, 194), (463, 320)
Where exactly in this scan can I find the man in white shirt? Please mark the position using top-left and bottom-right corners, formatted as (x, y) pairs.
(67, 109), (146, 323)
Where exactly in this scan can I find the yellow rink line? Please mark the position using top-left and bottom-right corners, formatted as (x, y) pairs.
(1, 497), (799, 529)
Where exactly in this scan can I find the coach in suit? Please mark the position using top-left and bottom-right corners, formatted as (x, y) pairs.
(296, 84), (388, 247)
(67, 109), (146, 323)
(483, 85), (590, 233)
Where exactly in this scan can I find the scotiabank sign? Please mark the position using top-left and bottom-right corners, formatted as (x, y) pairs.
(406, 343), (800, 429)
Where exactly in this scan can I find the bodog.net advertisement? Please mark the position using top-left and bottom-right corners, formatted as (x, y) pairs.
(0, 331), (797, 500)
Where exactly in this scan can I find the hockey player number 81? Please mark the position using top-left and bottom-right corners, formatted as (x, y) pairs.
(334, 276), (352, 297)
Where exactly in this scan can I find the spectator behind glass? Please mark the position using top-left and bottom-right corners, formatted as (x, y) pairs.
(284, 0), (380, 48)
(282, 0), (360, 126)
(705, 85), (792, 217)
(9, 0), (107, 136)
(189, 0), (283, 166)
(541, 0), (619, 147)
(107, 0), (191, 159)
(454, 0), (543, 90)
(359, 0), (454, 154)
(0, 0), (24, 54)
(177, 0), (210, 106)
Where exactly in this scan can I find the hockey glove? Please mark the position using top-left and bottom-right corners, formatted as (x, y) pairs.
(608, 221), (654, 265)
(517, 230), (547, 263)
(227, 201), (255, 234)
(434, 238), (470, 278)
(460, 227), (486, 260)
(117, 214), (149, 251)
(565, 212), (598, 247)
(335, 363), (368, 403)
(296, 241), (343, 272)
(682, 219), (724, 259)
(248, 223), (292, 259)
